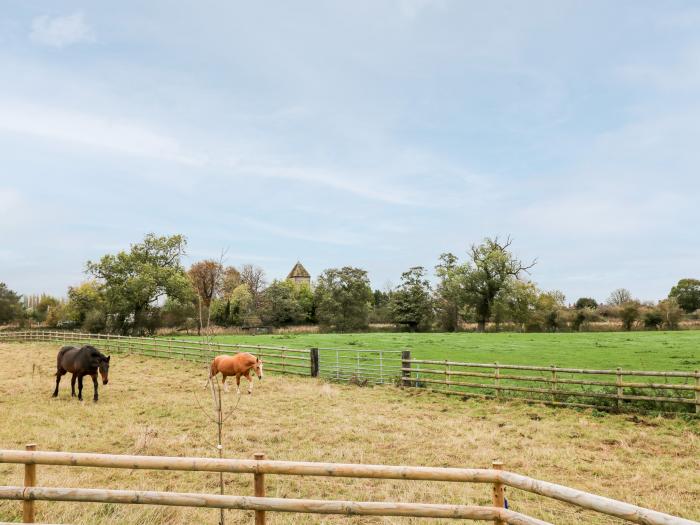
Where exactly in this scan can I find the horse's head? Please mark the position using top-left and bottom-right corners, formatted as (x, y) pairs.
(254, 357), (263, 380)
(98, 355), (111, 385)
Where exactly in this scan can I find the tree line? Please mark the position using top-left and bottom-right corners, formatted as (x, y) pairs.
(2, 233), (700, 334)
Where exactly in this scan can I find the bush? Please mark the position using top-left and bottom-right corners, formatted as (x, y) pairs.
(643, 310), (663, 330)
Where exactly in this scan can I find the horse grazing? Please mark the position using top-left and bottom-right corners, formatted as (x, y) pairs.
(208, 353), (263, 395)
(52, 345), (111, 402)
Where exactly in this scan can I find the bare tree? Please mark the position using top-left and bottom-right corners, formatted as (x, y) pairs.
(240, 264), (266, 310)
(607, 288), (633, 306)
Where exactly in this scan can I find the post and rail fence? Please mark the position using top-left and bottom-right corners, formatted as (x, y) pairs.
(1, 330), (698, 414)
(0, 447), (697, 524)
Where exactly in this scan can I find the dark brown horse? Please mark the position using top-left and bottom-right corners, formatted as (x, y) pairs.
(52, 345), (111, 402)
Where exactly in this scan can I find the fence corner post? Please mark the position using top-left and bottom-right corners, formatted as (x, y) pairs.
(310, 348), (319, 378)
(253, 452), (267, 525)
(401, 350), (412, 387)
(491, 460), (505, 525)
(23, 443), (37, 523)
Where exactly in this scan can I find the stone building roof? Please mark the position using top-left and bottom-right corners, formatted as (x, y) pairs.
(287, 262), (310, 279)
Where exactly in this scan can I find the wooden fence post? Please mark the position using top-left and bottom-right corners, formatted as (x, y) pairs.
(695, 370), (699, 415)
(616, 368), (623, 412)
(310, 348), (319, 378)
(253, 453), (266, 525)
(492, 460), (505, 525)
(23, 443), (37, 523)
(401, 351), (412, 387)
(494, 363), (500, 399)
(550, 365), (557, 403)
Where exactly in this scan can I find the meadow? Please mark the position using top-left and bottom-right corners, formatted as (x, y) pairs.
(174, 330), (700, 371)
(1, 342), (698, 524)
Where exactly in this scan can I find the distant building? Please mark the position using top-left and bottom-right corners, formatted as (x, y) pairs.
(286, 261), (311, 287)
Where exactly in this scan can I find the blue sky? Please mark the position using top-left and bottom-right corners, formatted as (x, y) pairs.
(1, 1), (699, 303)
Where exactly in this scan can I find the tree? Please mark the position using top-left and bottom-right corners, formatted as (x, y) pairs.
(669, 278), (700, 313)
(240, 264), (266, 311)
(370, 288), (392, 324)
(575, 297), (598, 309)
(535, 290), (566, 332)
(67, 281), (106, 330)
(434, 253), (464, 332)
(496, 280), (539, 331)
(314, 267), (373, 331)
(188, 260), (224, 332)
(86, 233), (191, 334)
(607, 288), (633, 306)
(389, 267), (434, 331)
(0, 283), (23, 324)
(260, 280), (304, 327)
(619, 301), (640, 331)
(657, 297), (683, 329)
(462, 237), (536, 332)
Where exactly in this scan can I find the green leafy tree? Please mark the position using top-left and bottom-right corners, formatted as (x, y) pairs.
(462, 237), (536, 332)
(86, 233), (191, 334)
(314, 267), (373, 331)
(496, 280), (539, 331)
(534, 290), (566, 332)
(0, 283), (23, 324)
(389, 267), (434, 331)
(66, 281), (105, 327)
(434, 253), (464, 332)
(260, 280), (304, 327)
(575, 297), (598, 309)
(619, 301), (640, 331)
(669, 278), (700, 313)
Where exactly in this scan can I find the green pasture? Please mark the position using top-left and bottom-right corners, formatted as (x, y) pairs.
(172, 331), (700, 372)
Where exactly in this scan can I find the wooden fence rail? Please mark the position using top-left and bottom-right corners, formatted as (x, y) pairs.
(0, 448), (696, 525)
(402, 358), (700, 414)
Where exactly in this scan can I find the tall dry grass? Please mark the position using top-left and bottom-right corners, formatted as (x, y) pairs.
(0, 342), (698, 524)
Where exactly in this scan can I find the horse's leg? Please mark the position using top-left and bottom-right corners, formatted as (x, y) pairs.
(71, 374), (77, 397)
(244, 370), (253, 394)
(52, 369), (65, 397)
(78, 375), (84, 401)
(222, 375), (229, 393)
(235, 375), (241, 395)
(91, 373), (99, 402)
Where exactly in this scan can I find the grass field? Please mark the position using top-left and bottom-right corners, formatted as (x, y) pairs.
(1, 342), (698, 524)
(173, 331), (700, 371)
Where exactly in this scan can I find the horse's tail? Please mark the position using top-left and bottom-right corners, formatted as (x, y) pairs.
(209, 357), (219, 378)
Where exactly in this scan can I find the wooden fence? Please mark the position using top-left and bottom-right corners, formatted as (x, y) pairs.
(0, 331), (311, 377)
(0, 446), (697, 524)
(401, 356), (700, 414)
(2, 331), (699, 413)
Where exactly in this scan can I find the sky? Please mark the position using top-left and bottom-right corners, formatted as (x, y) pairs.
(1, 1), (699, 303)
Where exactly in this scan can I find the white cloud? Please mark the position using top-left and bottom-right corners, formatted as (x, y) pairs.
(0, 99), (204, 165)
(30, 12), (94, 48)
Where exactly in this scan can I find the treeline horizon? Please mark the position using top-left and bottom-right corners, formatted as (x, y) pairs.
(2, 233), (699, 335)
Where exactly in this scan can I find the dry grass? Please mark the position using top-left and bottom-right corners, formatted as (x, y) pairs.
(0, 342), (698, 525)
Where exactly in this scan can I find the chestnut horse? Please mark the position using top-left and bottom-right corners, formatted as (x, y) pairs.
(208, 353), (263, 394)
(53, 345), (111, 402)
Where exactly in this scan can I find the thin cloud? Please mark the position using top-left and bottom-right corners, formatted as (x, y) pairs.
(0, 99), (204, 165)
(30, 12), (94, 48)
(243, 218), (366, 246)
